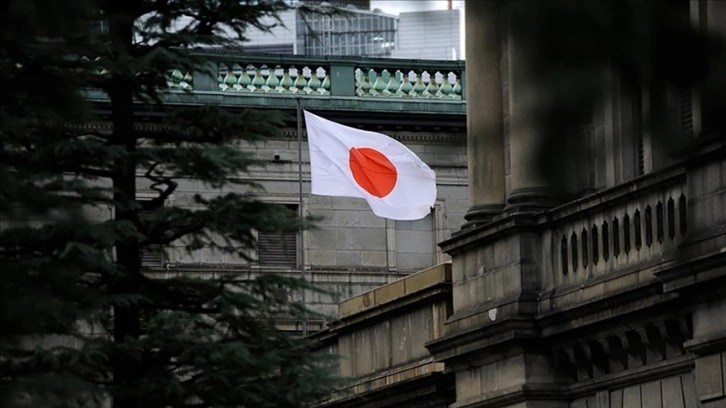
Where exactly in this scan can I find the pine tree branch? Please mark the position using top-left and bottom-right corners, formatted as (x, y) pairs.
(0, 155), (115, 178)
(142, 161), (177, 210)
(142, 221), (205, 247)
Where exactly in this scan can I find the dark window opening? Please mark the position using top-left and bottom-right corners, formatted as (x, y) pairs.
(667, 198), (676, 240)
(612, 218), (620, 258)
(561, 236), (568, 276)
(571, 232), (578, 274)
(581, 229), (589, 269)
(258, 204), (299, 268)
(591, 225), (599, 265)
(602, 221), (609, 262)
(634, 210), (642, 250)
(138, 201), (165, 269)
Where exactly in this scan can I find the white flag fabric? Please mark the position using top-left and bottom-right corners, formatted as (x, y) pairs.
(303, 110), (436, 220)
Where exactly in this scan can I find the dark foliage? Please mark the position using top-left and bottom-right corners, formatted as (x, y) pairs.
(0, 1), (342, 407)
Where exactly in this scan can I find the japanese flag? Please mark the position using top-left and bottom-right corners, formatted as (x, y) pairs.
(303, 110), (436, 220)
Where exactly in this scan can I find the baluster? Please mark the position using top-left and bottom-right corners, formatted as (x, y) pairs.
(266, 65), (281, 93)
(321, 74), (331, 95)
(386, 70), (401, 97)
(252, 65), (266, 92)
(376, 69), (390, 96)
(399, 72), (413, 97)
(412, 72), (426, 97)
(168, 69), (184, 89)
(634, 209), (642, 251)
(223, 65), (239, 92)
(218, 63), (228, 91)
(424, 71), (439, 97)
(452, 79), (462, 99)
(439, 72), (453, 98)
(678, 193), (687, 235)
(182, 72), (193, 90)
(95, 56), (108, 77)
(235, 64), (251, 92)
(300, 66), (312, 94)
(280, 67), (294, 94)
(612, 217), (620, 258)
(645, 205), (653, 247)
(368, 69), (383, 96)
(308, 67), (323, 94)
(354, 68), (364, 95)
(358, 70), (373, 96)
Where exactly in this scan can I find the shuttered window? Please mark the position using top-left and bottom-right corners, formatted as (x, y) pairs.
(258, 230), (297, 267)
(257, 204), (298, 268)
(138, 204), (165, 268)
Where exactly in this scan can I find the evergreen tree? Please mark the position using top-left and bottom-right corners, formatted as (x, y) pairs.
(0, 1), (341, 407)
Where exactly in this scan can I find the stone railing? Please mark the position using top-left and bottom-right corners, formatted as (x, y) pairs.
(197, 52), (465, 101)
(547, 168), (687, 289)
(167, 69), (193, 90)
(217, 62), (331, 95)
(82, 52), (466, 114)
(354, 67), (462, 99)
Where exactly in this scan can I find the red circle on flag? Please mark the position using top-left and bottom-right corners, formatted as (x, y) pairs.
(348, 147), (397, 198)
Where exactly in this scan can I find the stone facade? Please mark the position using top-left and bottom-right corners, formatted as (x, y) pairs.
(87, 53), (472, 325)
(317, 1), (726, 407)
(143, 127), (468, 321)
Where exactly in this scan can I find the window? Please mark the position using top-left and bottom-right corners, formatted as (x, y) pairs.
(138, 201), (165, 269)
(257, 204), (298, 268)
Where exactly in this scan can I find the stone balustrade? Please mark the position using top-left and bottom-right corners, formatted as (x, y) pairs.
(354, 68), (462, 99)
(218, 63), (331, 95)
(547, 168), (687, 289)
(82, 52), (466, 114)
(167, 69), (193, 90)
(441, 167), (689, 317)
(213, 58), (463, 100)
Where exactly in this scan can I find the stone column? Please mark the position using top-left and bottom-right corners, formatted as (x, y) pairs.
(463, 0), (506, 225)
(505, 4), (564, 211)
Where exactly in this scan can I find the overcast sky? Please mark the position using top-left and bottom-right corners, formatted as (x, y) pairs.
(369, 0), (465, 14)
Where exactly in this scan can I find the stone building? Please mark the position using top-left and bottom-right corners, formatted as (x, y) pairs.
(86, 52), (470, 329)
(315, 1), (726, 407)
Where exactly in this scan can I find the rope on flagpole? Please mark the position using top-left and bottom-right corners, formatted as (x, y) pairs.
(296, 97), (308, 337)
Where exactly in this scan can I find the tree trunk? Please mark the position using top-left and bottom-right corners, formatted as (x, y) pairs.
(108, 7), (141, 408)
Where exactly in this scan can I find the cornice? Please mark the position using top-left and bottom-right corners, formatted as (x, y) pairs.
(66, 121), (466, 144)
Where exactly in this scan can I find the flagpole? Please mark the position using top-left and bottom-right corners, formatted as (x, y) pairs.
(296, 97), (308, 337)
